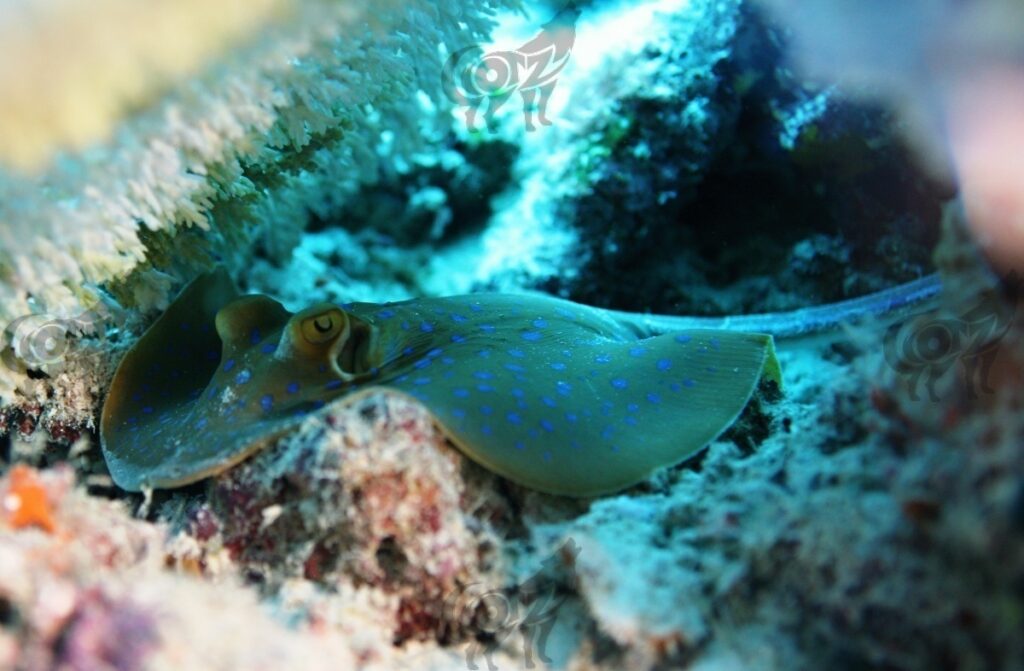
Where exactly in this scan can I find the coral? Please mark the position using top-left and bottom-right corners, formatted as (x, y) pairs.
(0, 0), (291, 172)
(538, 0), (943, 315)
(1, 464), (57, 533)
(0, 0), (517, 404)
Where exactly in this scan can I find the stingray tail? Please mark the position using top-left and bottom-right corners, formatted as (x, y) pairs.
(614, 274), (943, 340)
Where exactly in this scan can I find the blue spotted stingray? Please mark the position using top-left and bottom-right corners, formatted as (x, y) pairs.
(100, 269), (940, 496)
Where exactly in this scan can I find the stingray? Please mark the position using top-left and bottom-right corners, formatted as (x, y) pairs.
(100, 269), (940, 496)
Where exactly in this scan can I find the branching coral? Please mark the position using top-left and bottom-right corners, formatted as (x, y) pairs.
(0, 0), (518, 403)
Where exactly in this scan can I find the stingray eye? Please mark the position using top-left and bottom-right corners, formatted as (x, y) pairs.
(301, 310), (344, 344)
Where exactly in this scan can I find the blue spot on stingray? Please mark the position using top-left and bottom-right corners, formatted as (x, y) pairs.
(414, 377), (431, 386)
(539, 419), (555, 433)
(646, 392), (661, 404)
(450, 313), (468, 323)
(325, 379), (343, 390)
(402, 346), (415, 356)
(595, 353), (611, 364)
(555, 307), (574, 319)
(506, 411), (522, 424)
(528, 428), (540, 438)
(507, 348), (525, 358)
(377, 308), (395, 319)
(565, 412), (578, 423)
(261, 343), (276, 354)
(286, 381), (300, 394)
(657, 359), (672, 371)
(127, 416), (138, 425)
(504, 363), (525, 373)
(556, 381), (572, 396)
(601, 425), (615, 440)
(477, 383), (496, 392)
(223, 359), (236, 372)
(400, 321), (411, 331)
(684, 378), (697, 387)
(477, 349), (493, 359)
(532, 318), (548, 328)
(469, 303), (483, 312)
(413, 358), (431, 370)
(143, 406), (153, 414)
(600, 401), (613, 417)
(249, 328), (261, 344)
(514, 441), (526, 451)
(207, 385), (220, 398)
(511, 388), (525, 398)
(427, 348), (443, 358)
(541, 396), (557, 408)
(627, 403), (639, 413)
(516, 399), (528, 409)
(610, 377), (628, 389)
(474, 371), (495, 380)
(625, 416), (638, 426)
(442, 357), (455, 365)
(260, 394), (273, 411)
(196, 418), (208, 429)
(675, 334), (692, 344)
(480, 324), (496, 333)
(522, 331), (542, 342)
(451, 334), (467, 343)
(453, 388), (470, 398)
(711, 338), (721, 350)
(669, 382), (682, 392)
(480, 405), (493, 416)
(550, 362), (567, 371)
(629, 347), (646, 357)
(420, 321), (434, 333)
(482, 425), (493, 436)
(706, 366), (718, 373)
(235, 370), (252, 385)
(452, 408), (466, 419)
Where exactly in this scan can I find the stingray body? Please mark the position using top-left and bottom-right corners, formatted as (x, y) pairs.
(101, 269), (790, 496)
(101, 270), (943, 496)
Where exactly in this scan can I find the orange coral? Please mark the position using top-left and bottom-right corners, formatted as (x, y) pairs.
(2, 464), (57, 533)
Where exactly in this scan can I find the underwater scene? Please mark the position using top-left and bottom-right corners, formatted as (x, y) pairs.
(1, 0), (1022, 668)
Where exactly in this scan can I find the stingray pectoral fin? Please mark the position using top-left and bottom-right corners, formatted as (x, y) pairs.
(100, 269), (242, 491)
(398, 329), (781, 498)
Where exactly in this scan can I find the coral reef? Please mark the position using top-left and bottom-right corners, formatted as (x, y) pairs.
(1, 0), (1022, 669)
